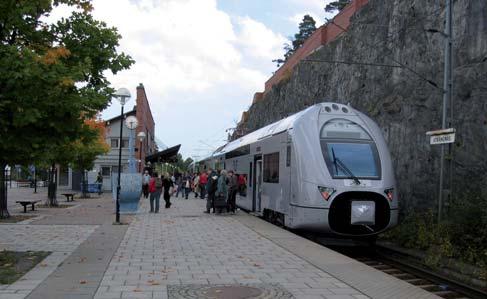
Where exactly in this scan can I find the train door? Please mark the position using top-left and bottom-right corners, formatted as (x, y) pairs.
(253, 155), (262, 212)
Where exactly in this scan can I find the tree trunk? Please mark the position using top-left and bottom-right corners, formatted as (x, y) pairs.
(0, 162), (10, 218)
(47, 163), (58, 206)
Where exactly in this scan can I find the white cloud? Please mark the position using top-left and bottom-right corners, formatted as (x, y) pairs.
(235, 16), (288, 61)
(45, 0), (302, 157)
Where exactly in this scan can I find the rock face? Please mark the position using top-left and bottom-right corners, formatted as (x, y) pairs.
(240, 0), (487, 211)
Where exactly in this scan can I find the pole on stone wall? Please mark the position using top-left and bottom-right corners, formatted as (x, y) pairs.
(438, 0), (453, 223)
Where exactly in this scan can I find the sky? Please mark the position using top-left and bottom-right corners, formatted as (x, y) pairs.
(50, 0), (337, 161)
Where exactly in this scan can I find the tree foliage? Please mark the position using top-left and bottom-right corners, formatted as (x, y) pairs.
(174, 154), (194, 173)
(273, 15), (316, 68)
(0, 0), (133, 216)
(324, 0), (352, 13)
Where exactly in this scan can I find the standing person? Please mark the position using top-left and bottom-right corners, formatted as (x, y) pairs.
(175, 173), (183, 198)
(142, 170), (150, 199)
(199, 171), (208, 199)
(183, 173), (191, 199)
(204, 169), (218, 213)
(215, 170), (228, 214)
(95, 172), (103, 195)
(162, 173), (174, 208)
(193, 173), (200, 198)
(227, 170), (238, 214)
(148, 172), (162, 213)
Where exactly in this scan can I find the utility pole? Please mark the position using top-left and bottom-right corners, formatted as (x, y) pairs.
(438, 0), (453, 223)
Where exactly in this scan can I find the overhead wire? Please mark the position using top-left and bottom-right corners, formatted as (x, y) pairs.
(301, 4), (447, 90)
(326, 17), (443, 90)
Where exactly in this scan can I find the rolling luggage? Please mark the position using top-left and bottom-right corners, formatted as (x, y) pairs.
(214, 194), (228, 211)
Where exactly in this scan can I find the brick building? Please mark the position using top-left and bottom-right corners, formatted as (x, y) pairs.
(65, 83), (157, 192)
(135, 83), (156, 166)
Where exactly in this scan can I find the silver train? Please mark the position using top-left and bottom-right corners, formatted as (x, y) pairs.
(197, 102), (398, 237)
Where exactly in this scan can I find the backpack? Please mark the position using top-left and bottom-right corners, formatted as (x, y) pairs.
(155, 178), (163, 189)
(208, 176), (218, 194)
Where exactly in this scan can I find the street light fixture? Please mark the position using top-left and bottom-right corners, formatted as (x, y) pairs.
(137, 131), (146, 172)
(113, 87), (131, 224)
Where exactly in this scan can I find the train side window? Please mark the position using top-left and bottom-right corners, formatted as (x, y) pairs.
(286, 145), (291, 167)
(237, 173), (247, 197)
(249, 162), (252, 187)
(263, 152), (279, 183)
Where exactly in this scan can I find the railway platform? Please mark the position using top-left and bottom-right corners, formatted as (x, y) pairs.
(92, 198), (439, 299)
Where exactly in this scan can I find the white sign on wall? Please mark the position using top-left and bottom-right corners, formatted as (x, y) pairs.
(430, 133), (455, 145)
(426, 128), (456, 145)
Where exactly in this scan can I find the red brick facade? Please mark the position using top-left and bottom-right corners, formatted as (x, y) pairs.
(135, 83), (156, 172)
(264, 0), (368, 92)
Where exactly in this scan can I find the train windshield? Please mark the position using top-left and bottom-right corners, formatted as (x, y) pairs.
(320, 119), (381, 179)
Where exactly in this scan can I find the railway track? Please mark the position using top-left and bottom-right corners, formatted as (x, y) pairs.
(307, 236), (487, 299)
(254, 212), (486, 298)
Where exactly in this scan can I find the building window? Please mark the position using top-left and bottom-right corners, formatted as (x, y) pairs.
(101, 167), (111, 177)
(263, 152), (279, 183)
(111, 139), (119, 148)
(121, 139), (129, 148)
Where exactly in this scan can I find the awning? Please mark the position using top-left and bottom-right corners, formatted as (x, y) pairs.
(145, 144), (181, 164)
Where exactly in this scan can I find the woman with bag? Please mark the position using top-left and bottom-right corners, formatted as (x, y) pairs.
(148, 172), (162, 213)
(183, 173), (191, 199)
(215, 170), (228, 214)
(192, 174), (200, 198)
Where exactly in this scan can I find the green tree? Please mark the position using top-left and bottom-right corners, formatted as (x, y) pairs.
(0, 0), (134, 217)
(273, 15), (316, 67)
(173, 154), (194, 173)
(42, 118), (109, 204)
(324, 0), (351, 13)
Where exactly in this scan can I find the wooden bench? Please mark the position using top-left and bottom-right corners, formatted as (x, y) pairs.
(17, 180), (32, 188)
(61, 193), (76, 202)
(16, 200), (41, 213)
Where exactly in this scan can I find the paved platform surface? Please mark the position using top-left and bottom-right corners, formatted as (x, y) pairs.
(94, 199), (363, 299)
(0, 224), (97, 299)
(1, 188), (130, 299)
(1, 188), (440, 299)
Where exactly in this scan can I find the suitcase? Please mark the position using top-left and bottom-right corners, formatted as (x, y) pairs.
(214, 195), (228, 209)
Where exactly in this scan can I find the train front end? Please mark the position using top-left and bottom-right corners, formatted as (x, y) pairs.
(291, 103), (398, 237)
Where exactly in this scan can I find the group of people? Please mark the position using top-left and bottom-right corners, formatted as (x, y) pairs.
(201, 169), (239, 214)
(142, 171), (174, 213)
(141, 168), (245, 215)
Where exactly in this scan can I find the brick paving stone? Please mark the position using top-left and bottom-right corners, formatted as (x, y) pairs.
(0, 224), (96, 298)
(94, 199), (367, 299)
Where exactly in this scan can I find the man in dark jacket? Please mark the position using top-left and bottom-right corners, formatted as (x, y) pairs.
(227, 170), (238, 214)
(204, 169), (218, 213)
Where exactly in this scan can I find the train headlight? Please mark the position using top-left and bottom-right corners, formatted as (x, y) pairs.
(384, 188), (394, 202)
(318, 186), (336, 201)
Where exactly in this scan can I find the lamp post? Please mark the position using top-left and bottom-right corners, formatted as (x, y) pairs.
(113, 87), (131, 224)
(137, 132), (146, 173)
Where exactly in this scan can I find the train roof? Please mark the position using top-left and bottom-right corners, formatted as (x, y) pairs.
(192, 102), (357, 163)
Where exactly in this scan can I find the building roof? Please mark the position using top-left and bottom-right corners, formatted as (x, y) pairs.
(104, 108), (136, 124)
(145, 144), (181, 163)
